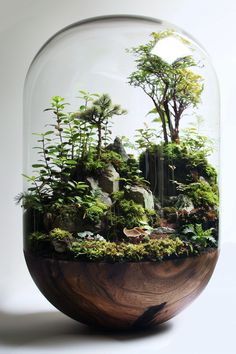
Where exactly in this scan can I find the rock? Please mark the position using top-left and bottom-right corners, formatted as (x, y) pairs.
(126, 185), (154, 210)
(99, 191), (112, 207)
(150, 227), (176, 239)
(86, 177), (99, 190)
(51, 239), (72, 253)
(154, 198), (162, 211)
(76, 231), (106, 242)
(86, 177), (112, 206)
(151, 227), (176, 235)
(107, 137), (128, 161)
(98, 164), (119, 194)
(175, 194), (194, 213)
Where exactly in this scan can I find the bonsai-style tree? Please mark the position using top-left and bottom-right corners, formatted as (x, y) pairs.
(128, 31), (203, 143)
(78, 93), (127, 159)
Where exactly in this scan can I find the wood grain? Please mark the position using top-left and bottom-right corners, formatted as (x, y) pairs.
(24, 250), (218, 329)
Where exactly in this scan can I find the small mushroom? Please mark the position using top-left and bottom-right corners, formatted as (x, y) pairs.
(123, 227), (148, 237)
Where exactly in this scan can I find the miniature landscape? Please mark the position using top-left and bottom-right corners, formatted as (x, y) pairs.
(19, 30), (219, 262)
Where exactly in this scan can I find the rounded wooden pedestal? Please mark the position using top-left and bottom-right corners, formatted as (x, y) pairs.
(24, 250), (218, 330)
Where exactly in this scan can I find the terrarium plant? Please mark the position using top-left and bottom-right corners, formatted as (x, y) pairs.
(21, 21), (219, 330)
(18, 29), (219, 260)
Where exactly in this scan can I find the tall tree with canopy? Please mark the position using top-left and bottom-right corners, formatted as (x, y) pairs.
(127, 30), (203, 144)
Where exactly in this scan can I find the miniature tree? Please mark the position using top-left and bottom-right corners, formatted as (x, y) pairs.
(128, 31), (203, 143)
(78, 94), (127, 159)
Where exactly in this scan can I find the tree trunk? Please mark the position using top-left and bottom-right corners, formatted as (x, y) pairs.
(163, 100), (175, 142)
(173, 112), (181, 143)
(97, 123), (102, 159)
(154, 103), (168, 144)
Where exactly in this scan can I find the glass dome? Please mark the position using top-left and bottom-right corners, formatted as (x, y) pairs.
(22, 15), (219, 330)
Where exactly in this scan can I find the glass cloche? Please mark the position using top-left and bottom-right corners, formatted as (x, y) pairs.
(20, 15), (219, 329)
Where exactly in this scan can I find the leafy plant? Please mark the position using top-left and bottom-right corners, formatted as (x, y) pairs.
(135, 123), (161, 150)
(127, 30), (203, 143)
(77, 93), (127, 159)
(181, 224), (217, 248)
(176, 180), (219, 208)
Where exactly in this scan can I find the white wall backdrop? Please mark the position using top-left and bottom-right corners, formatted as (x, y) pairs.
(0, 1), (235, 352)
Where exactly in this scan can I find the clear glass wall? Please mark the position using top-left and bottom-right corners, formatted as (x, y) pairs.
(22, 15), (219, 259)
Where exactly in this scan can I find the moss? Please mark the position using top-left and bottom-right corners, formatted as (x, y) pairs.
(145, 208), (161, 228)
(85, 201), (108, 224)
(180, 180), (219, 208)
(69, 237), (194, 262)
(49, 228), (74, 240)
(29, 231), (50, 253)
(139, 142), (218, 198)
(106, 198), (147, 240)
(29, 228), (216, 261)
(101, 150), (123, 169)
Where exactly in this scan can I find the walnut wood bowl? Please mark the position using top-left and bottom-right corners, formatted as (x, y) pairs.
(24, 250), (218, 330)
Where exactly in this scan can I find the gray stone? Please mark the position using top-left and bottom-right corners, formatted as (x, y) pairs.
(98, 163), (119, 194)
(154, 198), (162, 211)
(99, 191), (112, 207)
(150, 227), (176, 236)
(86, 177), (112, 206)
(51, 239), (72, 253)
(107, 137), (128, 161)
(86, 177), (99, 190)
(126, 185), (154, 210)
(175, 194), (194, 213)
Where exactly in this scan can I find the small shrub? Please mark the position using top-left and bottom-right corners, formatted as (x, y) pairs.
(85, 201), (108, 224)
(181, 224), (217, 248)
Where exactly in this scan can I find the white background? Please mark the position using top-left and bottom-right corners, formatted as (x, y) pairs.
(0, 0), (235, 353)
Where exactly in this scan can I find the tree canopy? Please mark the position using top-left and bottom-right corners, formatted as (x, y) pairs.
(127, 30), (203, 144)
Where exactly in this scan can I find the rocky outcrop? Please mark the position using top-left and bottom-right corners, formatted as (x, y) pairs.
(125, 185), (154, 210)
(86, 177), (112, 207)
(107, 137), (128, 161)
(98, 163), (119, 194)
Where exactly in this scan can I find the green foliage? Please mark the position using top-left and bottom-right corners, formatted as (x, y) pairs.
(181, 224), (217, 248)
(84, 201), (108, 224)
(109, 199), (145, 228)
(101, 150), (123, 170)
(127, 30), (203, 143)
(145, 208), (161, 228)
(69, 237), (192, 262)
(106, 195), (147, 239)
(135, 123), (161, 150)
(19, 92), (126, 217)
(139, 132), (218, 201)
(49, 228), (73, 240)
(29, 231), (49, 252)
(177, 208), (218, 233)
(78, 93), (127, 159)
(176, 180), (219, 208)
(118, 155), (147, 187)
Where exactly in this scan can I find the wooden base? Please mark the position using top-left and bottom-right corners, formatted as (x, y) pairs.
(24, 250), (218, 329)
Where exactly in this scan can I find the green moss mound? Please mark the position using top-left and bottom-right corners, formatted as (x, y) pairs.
(29, 229), (209, 262)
